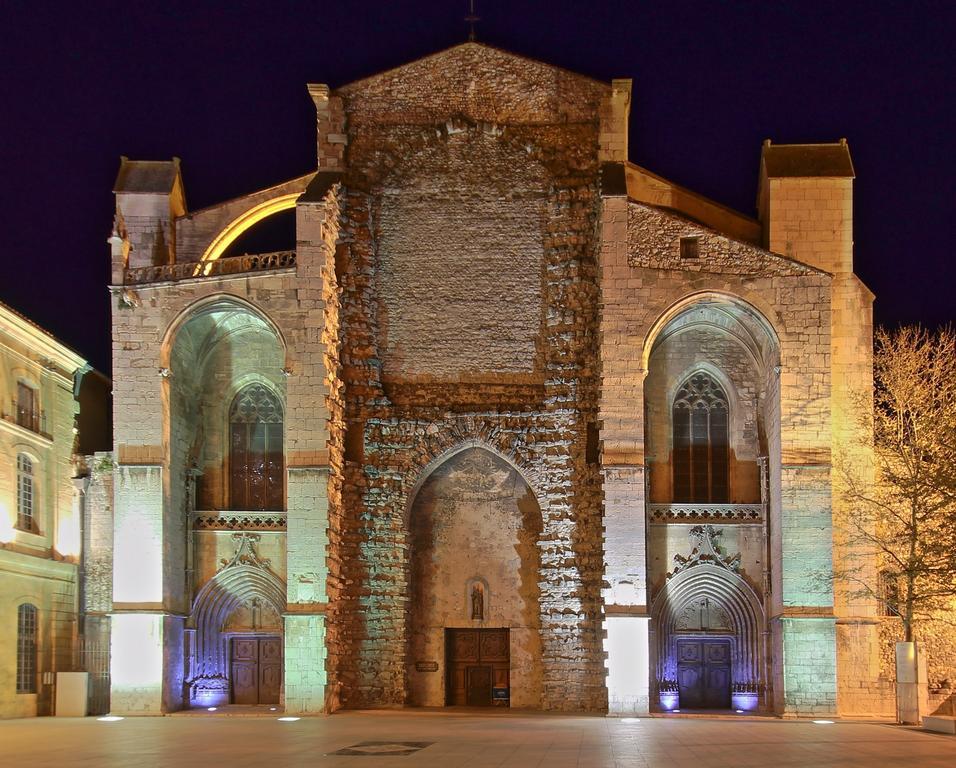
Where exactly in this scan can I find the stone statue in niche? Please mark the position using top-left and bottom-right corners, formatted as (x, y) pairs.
(471, 583), (484, 620)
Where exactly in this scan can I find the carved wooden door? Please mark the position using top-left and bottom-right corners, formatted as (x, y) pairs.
(676, 638), (731, 709)
(231, 636), (282, 705)
(466, 666), (492, 706)
(445, 628), (510, 706)
(231, 638), (260, 705)
(258, 637), (282, 705)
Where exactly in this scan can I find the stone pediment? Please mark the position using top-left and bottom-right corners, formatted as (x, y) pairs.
(336, 42), (610, 127)
(628, 201), (827, 278)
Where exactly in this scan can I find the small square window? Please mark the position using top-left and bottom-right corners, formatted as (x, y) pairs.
(680, 236), (700, 260)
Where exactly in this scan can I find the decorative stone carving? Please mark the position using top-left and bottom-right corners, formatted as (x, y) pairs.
(648, 504), (762, 523)
(668, 525), (741, 579)
(465, 577), (490, 621)
(439, 450), (516, 500)
(675, 597), (732, 631)
(218, 532), (271, 572)
(194, 511), (287, 531)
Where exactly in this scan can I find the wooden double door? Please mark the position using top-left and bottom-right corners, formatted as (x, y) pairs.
(676, 638), (731, 709)
(445, 629), (510, 706)
(231, 636), (282, 705)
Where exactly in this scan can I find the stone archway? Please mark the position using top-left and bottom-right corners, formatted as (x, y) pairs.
(185, 535), (286, 707)
(651, 527), (766, 711)
(406, 446), (543, 708)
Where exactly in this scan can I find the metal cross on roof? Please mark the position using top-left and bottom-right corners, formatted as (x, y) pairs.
(465, 0), (480, 41)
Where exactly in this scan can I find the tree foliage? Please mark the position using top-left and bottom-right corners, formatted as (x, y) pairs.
(840, 326), (956, 642)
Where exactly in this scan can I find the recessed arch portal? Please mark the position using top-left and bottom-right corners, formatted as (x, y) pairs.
(652, 563), (766, 711)
(406, 446), (543, 709)
(186, 561), (286, 706)
(164, 295), (287, 514)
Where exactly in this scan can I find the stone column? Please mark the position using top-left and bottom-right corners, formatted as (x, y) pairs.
(283, 467), (329, 713)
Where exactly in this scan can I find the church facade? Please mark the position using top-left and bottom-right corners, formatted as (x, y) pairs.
(99, 43), (887, 717)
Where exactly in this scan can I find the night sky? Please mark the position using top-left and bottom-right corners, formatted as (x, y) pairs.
(1, 1), (953, 374)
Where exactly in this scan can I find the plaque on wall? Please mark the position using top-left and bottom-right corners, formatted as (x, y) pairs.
(415, 661), (439, 672)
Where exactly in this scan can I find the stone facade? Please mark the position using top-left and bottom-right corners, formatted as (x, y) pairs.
(98, 43), (887, 717)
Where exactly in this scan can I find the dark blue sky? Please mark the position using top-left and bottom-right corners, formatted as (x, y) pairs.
(1, 0), (952, 373)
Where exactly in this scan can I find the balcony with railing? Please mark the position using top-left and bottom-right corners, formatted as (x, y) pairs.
(0, 400), (50, 440)
(647, 503), (764, 523)
(125, 250), (296, 285)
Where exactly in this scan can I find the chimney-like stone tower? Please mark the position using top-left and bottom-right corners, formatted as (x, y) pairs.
(111, 157), (186, 279)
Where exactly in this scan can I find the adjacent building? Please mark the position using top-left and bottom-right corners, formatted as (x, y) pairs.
(0, 302), (99, 717)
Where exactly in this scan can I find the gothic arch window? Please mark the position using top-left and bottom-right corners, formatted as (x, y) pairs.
(17, 453), (36, 531)
(673, 372), (729, 502)
(17, 603), (37, 694)
(229, 384), (283, 511)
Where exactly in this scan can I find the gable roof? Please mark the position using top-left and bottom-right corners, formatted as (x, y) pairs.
(113, 157), (182, 194)
(335, 41), (610, 95)
(761, 141), (855, 178)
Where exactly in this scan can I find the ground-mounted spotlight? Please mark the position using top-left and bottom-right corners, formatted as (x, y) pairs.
(270, 707), (277, 711)
(620, 717), (641, 723)
(812, 720), (835, 725)
(97, 716), (124, 722)
(735, 709), (744, 714)
(207, 707), (217, 711)
(672, 709), (681, 713)
(277, 716), (300, 722)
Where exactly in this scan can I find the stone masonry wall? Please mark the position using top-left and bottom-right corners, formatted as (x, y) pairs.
(324, 45), (609, 710)
(601, 198), (837, 713)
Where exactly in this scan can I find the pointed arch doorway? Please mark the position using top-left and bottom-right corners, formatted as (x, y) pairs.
(406, 446), (543, 708)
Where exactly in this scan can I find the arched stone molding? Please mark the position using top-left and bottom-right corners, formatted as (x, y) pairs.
(642, 291), (782, 374)
(185, 556), (286, 705)
(162, 295), (288, 514)
(160, 294), (287, 369)
(651, 562), (766, 705)
(402, 434), (545, 523)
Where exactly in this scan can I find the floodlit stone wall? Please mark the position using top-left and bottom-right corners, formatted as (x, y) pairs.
(600, 197), (843, 715)
(109, 254), (331, 711)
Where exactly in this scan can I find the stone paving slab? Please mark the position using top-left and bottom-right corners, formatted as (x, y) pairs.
(0, 711), (952, 768)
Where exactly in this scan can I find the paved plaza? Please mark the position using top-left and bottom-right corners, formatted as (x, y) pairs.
(0, 710), (952, 768)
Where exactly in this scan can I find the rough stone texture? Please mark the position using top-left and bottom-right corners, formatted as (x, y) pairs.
(377, 132), (546, 378)
(82, 454), (114, 614)
(320, 44), (609, 711)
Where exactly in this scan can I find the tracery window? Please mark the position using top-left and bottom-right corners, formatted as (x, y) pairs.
(673, 372), (729, 502)
(229, 384), (283, 511)
(16, 604), (37, 694)
(17, 453), (35, 531)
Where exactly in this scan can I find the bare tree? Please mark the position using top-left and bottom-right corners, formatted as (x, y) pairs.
(838, 326), (956, 643)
